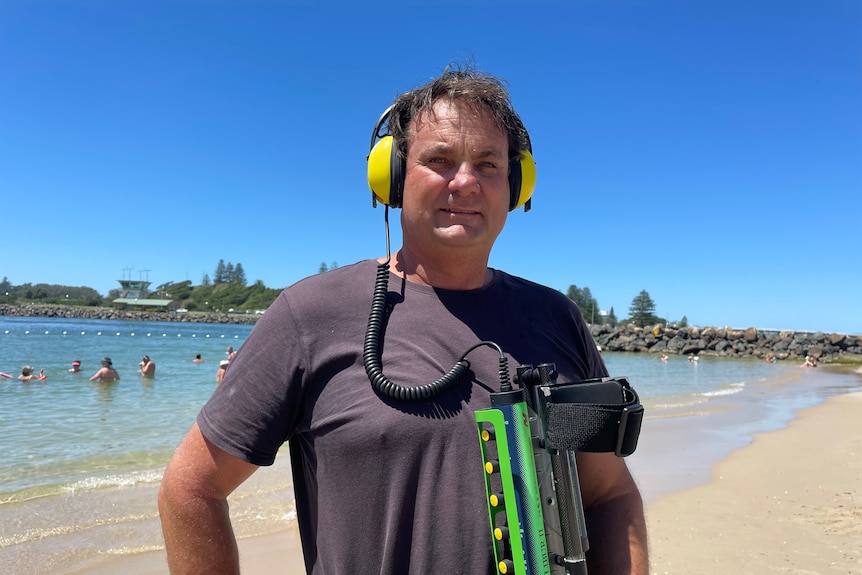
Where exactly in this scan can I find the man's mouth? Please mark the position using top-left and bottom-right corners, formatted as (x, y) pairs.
(441, 208), (480, 215)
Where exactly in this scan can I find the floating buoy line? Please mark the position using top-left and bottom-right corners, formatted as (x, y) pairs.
(2, 330), (242, 339)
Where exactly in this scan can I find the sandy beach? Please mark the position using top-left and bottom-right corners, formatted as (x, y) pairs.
(64, 369), (862, 575)
(646, 387), (862, 574)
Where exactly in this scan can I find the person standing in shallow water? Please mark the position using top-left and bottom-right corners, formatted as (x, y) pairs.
(19, 366), (47, 382)
(216, 360), (229, 384)
(90, 357), (120, 383)
(140, 355), (156, 378)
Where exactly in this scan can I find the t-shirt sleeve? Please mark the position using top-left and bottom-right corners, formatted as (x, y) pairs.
(197, 289), (306, 466)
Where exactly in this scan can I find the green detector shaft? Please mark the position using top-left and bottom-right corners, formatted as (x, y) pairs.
(477, 363), (597, 575)
(476, 388), (551, 575)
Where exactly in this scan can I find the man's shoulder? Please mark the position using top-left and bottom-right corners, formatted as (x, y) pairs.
(289, 260), (377, 290)
(268, 259), (377, 315)
(495, 270), (570, 300)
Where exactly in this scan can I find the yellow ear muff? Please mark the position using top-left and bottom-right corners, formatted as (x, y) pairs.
(367, 135), (394, 207)
(509, 149), (536, 212)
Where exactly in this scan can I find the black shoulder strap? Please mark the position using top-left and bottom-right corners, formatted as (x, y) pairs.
(541, 377), (644, 456)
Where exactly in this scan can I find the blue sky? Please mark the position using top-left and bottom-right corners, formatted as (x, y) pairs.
(2, 0), (860, 335)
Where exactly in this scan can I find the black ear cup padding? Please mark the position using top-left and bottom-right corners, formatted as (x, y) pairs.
(389, 141), (405, 209)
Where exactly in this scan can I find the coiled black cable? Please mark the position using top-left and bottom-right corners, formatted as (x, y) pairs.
(363, 259), (511, 401)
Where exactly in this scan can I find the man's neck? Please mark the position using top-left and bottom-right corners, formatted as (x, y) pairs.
(385, 249), (492, 290)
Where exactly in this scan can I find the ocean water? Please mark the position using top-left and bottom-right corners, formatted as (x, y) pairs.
(1, 315), (859, 574)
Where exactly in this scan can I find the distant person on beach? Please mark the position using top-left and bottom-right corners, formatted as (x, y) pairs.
(192, 354), (205, 363)
(68, 360), (82, 373)
(765, 352), (776, 364)
(159, 66), (648, 574)
(19, 366), (47, 382)
(90, 357), (120, 383)
(801, 355), (818, 368)
(660, 353), (668, 362)
(225, 346), (236, 361)
(215, 359), (229, 384)
(140, 355), (156, 377)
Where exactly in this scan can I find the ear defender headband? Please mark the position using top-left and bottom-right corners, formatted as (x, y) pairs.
(367, 106), (536, 212)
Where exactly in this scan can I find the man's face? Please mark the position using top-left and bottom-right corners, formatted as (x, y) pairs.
(400, 100), (510, 260)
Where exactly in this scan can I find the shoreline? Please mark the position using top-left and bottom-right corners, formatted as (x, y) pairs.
(58, 368), (862, 574)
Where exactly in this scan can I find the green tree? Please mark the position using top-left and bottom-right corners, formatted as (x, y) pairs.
(224, 262), (235, 284)
(566, 284), (600, 323)
(629, 290), (657, 327)
(201, 273), (211, 286)
(607, 306), (618, 327)
(214, 260), (226, 284)
(233, 263), (247, 286)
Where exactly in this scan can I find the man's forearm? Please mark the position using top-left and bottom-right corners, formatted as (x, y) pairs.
(159, 490), (240, 574)
(584, 490), (649, 575)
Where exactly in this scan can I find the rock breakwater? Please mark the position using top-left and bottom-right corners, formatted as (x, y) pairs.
(0, 304), (259, 325)
(3, 305), (860, 363)
(591, 323), (862, 362)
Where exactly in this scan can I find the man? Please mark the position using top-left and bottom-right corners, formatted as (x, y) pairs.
(140, 355), (156, 377)
(159, 67), (648, 574)
(90, 357), (120, 383)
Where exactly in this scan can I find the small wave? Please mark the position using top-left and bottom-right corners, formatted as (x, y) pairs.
(62, 469), (163, 493)
(702, 382), (746, 398)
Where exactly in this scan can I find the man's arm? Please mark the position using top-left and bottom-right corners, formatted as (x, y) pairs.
(576, 451), (648, 575)
(158, 423), (259, 574)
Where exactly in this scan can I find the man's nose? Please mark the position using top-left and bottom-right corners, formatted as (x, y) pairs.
(449, 162), (480, 193)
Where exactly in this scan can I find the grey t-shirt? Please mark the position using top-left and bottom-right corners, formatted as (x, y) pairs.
(198, 259), (607, 574)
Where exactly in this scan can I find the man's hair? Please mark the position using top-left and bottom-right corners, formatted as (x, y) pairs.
(387, 64), (530, 165)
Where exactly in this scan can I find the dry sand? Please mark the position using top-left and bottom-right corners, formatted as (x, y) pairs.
(73, 386), (862, 574)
